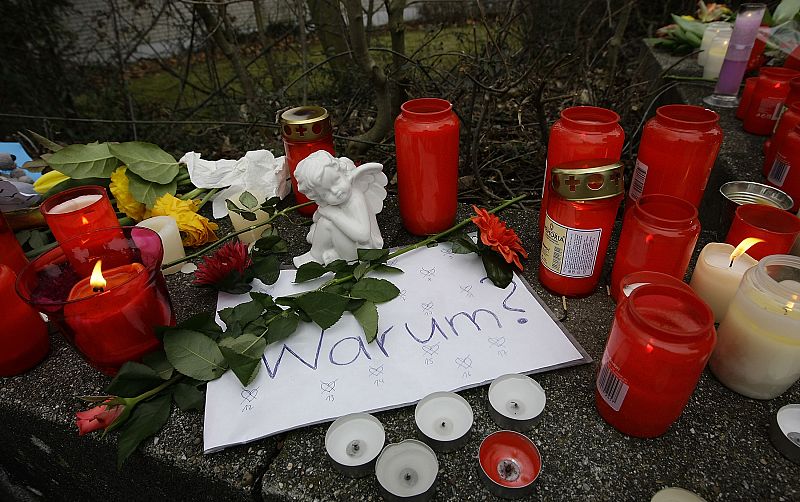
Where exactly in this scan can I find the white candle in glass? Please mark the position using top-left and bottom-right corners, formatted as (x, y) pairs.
(325, 413), (385, 477)
(228, 206), (271, 245)
(710, 255), (800, 399)
(699, 22), (732, 66)
(136, 216), (185, 275)
(47, 194), (103, 214)
(703, 33), (731, 80)
(689, 241), (759, 322)
(414, 392), (473, 451)
(375, 440), (438, 501)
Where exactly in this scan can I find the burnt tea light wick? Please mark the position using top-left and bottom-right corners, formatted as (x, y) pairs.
(414, 391), (473, 452)
(325, 413), (385, 478)
(488, 374), (546, 431)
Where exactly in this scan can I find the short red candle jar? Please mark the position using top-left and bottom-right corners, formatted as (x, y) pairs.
(609, 194), (701, 301)
(16, 226), (174, 375)
(394, 98), (459, 235)
(280, 106), (336, 217)
(725, 204), (800, 259)
(539, 106), (623, 238)
(743, 67), (800, 136)
(595, 283), (715, 438)
(735, 77), (758, 121)
(628, 105), (722, 208)
(1, 210), (29, 273)
(40, 185), (120, 244)
(0, 264), (49, 376)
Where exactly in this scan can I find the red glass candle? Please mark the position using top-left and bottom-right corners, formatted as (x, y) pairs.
(609, 194), (700, 301)
(280, 106), (336, 217)
(1, 210), (28, 273)
(394, 98), (459, 235)
(595, 283), (715, 438)
(743, 67), (800, 136)
(0, 264), (49, 376)
(616, 270), (695, 302)
(539, 106), (623, 238)
(784, 76), (800, 109)
(766, 124), (800, 211)
(785, 45), (800, 71)
(735, 77), (758, 121)
(725, 204), (800, 260)
(16, 226), (174, 375)
(763, 102), (800, 178)
(539, 159), (624, 297)
(40, 185), (119, 244)
(746, 26), (769, 72)
(478, 431), (541, 499)
(628, 105), (722, 208)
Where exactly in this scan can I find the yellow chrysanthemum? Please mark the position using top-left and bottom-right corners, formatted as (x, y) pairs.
(109, 167), (146, 221)
(33, 170), (70, 194)
(150, 193), (218, 247)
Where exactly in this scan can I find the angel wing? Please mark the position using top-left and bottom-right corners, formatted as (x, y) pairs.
(350, 161), (388, 216)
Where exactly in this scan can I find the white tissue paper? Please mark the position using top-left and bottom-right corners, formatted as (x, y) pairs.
(179, 150), (291, 219)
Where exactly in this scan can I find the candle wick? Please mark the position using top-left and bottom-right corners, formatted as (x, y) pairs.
(729, 258), (734, 268)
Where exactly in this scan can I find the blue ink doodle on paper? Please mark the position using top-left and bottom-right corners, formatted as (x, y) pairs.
(481, 277), (528, 323)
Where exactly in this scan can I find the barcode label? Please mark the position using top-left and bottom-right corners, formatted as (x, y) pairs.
(597, 360), (629, 411)
(768, 155), (791, 186)
(629, 159), (648, 201)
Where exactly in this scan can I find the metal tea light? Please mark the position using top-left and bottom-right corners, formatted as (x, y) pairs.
(478, 430), (543, 499)
(414, 391), (473, 452)
(375, 439), (439, 502)
(487, 374), (546, 431)
(325, 413), (385, 478)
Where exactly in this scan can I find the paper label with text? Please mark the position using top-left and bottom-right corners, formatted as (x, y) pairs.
(541, 214), (601, 278)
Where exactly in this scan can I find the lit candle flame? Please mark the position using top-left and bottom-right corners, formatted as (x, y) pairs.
(729, 238), (765, 267)
(81, 215), (89, 225)
(90, 260), (106, 292)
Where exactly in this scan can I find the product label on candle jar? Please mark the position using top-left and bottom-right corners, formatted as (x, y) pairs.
(541, 214), (601, 278)
(768, 155), (790, 186)
(597, 360), (629, 411)
(629, 159), (648, 201)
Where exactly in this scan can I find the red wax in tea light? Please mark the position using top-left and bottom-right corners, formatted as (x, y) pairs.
(40, 185), (120, 244)
(0, 265), (49, 376)
(478, 431), (541, 497)
(724, 204), (800, 260)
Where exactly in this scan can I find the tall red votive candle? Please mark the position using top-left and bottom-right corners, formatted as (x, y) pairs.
(0, 264), (49, 376)
(40, 185), (119, 244)
(743, 67), (799, 136)
(725, 204), (800, 260)
(395, 98), (459, 235)
(0, 210), (29, 273)
(595, 283), (715, 438)
(16, 226), (174, 375)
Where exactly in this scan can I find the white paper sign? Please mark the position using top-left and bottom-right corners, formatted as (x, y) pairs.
(203, 244), (589, 453)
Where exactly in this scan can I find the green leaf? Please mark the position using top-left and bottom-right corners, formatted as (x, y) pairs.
(353, 301), (379, 343)
(239, 191), (259, 209)
(142, 350), (174, 380)
(252, 255), (280, 285)
(108, 142), (179, 184)
(212, 271), (253, 295)
(357, 248), (389, 263)
(480, 249), (514, 289)
(353, 262), (369, 280)
(219, 334), (267, 386)
(172, 382), (204, 412)
(773, 0), (800, 25)
(163, 329), (228, 381)
(670, 14), (705, 39)
(350, 278), (400, 303)
(105, 362), (164, 397)
(449, 233), (479, 254)
(295, 261), (328, 282)
(27, 130), (63, 151)
(46, 143), (118, 179)
(372, 264), (403, 274)
(347, 298), (366, 312)
(117, 395), (171, 469)
(266, 311), (300, 344)
(42, 176), (110, 200)
(27, 230), (48, 249)
(178, 312), (223, 340)
(125, 170), (178, 207)
(225, 199), (241, 212)
(325, 260), (349, 272)
(253, 235), (282, 252)
(250, 292), (276, 309)
(220, 299), (264, 328)
(295, 291), (349, 330)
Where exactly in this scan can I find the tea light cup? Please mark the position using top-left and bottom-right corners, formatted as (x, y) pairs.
(414, 391), (473, 452)
(488, 374), (546, 431)
(325, 413), (385, 478)
(478, 430), (542, 499)
(651, 487), (707, 502)
(375, 439), (438, 501)
(769, 404), (800, 465)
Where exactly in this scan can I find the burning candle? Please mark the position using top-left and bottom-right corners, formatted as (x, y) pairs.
(689, 239), (761, 322)
(40, 185), (119, 244)
(710, 255), (800, 399)
(414, 392), (473, 452)
(375, 439), (438, 501)
(478, 430), (542, 499)
(1, 265), (48, 376)
(488, 374), (546, 431)
(325, 413), (385, 477)
(702, 34), (730, 80)
(228, 207), (271, 245)
(136, 216), (185, 275)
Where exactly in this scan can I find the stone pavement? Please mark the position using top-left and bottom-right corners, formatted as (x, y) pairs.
(1, 44), (799, 501)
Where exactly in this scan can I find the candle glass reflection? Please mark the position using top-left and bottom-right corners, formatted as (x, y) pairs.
(40, 185), (119, 244)
(16, 226), (175, 375)
(375, 439), (438, 501)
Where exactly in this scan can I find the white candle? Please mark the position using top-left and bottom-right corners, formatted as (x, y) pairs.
(689, 243), (758, 322)
(651, 487), (707, 502)
(703, 34), (731, 80)
(698, 22), (731, 66)
(414, 392), (473, 451)
(487, 374), (546, 431)
(375, 439), (438, 500)
(228, 207), (271, 245)
(47, 194), (103, 214)
(136, 216), (186, 275)
(325, 413), (385, 477)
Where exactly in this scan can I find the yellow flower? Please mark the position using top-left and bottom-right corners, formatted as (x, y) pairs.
(109, 167), (146, 221)
(33, 170), (70, 194)
(150, 193), (218, 247)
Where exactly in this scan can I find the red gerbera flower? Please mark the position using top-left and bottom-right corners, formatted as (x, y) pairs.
(471, 205), (529, 270)
(194, 240), (252, 287)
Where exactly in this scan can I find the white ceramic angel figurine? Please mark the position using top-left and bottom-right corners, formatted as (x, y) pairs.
(292, 151), (387, 267)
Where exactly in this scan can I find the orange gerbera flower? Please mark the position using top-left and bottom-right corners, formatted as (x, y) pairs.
(471, 205), (528, 270)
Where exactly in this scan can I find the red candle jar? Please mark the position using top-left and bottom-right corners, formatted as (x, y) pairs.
(763, 102), (800, 178)
(609, 194), (700, 301)
(628, 105), (722, 208)
(40, 185), (120, 244)
(539, 106), (623, 238)
(539, 159), (624, 297)
(0, 265), (49, 376)
(766, 124), (800, 211)
(725, 204), (800, 260)
(595, 283), (715, 438)
(616, 270), (695, 302)
(735, 77), (758, 121)
(280, 106), (336, 217)
(1, 210), (28, 273)
(394, 98), (459, 235)
(16, 226), (174, 375)
(785, 45), (800, 71)
(478, 431), (542, 499)
(743, 67), (800, 136)
(784, 77), (800, 109)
